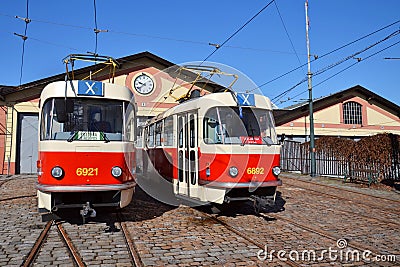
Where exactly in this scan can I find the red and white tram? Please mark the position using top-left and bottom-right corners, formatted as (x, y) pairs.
(37, 80), (136, 218)
(138, 91), (281, 211)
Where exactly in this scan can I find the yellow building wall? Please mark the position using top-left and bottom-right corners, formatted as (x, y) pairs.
(367, 106), (400, 127)
(276, 97), (400, 138)
(4, 100), (39, 174)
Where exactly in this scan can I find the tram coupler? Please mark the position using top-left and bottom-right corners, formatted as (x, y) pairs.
(251, 195), (275, 214)
(80, 202), (96, 223)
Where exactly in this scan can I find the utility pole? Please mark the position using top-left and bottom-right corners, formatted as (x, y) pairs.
(305, 0), (316, 177)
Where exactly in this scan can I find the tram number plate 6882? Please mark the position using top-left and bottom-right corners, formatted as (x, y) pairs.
(76, 167), (99, 176)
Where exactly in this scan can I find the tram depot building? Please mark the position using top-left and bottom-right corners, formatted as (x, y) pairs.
(0, 51), (399, 175)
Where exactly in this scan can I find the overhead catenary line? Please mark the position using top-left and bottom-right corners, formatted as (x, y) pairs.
(92, 0), (109, 56)
(278, 39), (400, 105)
(201, 0), (276, 63)
(1, 13), (302, 56)
(274, 0), (303, 67)
(14, 0), (30, 87)
(271, 29), (400, 103)
(94, 0), (98, 55)
(251, 19), (400, 93)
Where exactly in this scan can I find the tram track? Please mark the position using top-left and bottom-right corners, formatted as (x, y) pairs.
(0, 194), (36, 202)
(196, 209), (302, 267)
(55, 221), (85, 267)
(118, 213), (144, 267)
(0, 178), (14, 187)
(194, 202), (392, 266)
(21, 214), (142, 267)
(283, 175), (400, 203)
(283, 188), (400, 227)
(283, 179), (399, 213)
(265, 212), (384, 257)
(22, 220), (85, 267)
(22, 220), (53, 267)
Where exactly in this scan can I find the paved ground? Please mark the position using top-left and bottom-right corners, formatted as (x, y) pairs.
(0, 173), (398, 266)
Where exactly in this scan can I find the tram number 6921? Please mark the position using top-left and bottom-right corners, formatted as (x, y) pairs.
(246, 167), (264, 175)
(76, 167), (99, 176)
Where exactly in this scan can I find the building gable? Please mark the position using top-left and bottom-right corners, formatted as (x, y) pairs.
(275, 86), (400, 139)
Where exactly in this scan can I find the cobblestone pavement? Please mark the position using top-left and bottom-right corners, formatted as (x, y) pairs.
(0, 173), (399, 266)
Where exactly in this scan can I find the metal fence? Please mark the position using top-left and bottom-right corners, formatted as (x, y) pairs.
(280, 139), (400, 184)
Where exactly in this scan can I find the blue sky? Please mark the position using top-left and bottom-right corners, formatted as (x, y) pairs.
(1, 0), (399, 107)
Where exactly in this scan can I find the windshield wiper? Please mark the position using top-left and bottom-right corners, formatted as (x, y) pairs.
(67, 131), (77, 142)
(101, 132), (110, 143)
(90, 122), (110, 143)
(241, 136), (248, 146)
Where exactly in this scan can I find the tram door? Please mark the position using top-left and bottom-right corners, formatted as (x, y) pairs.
(176, 112), (199, 198)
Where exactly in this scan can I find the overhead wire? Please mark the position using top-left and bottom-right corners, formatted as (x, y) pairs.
(271, 29), (400, 103)
(313, 39), (400, 89)
(1, 12), (301, 56)
(2, 7), (399, 98)
(94, 0), (98, 55)
(14, 0), (30, 87)
(250, 19), (400, 93)
(201, 0), (276, 63)
(278, 38), (400, 106)
(274, 0), (303, 67)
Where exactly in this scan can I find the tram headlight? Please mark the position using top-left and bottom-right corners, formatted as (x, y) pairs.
(51, 166), (64, 179)
(229, 166), (239, 178)
(111, 166), (123, 178)
(272, 166), (281, 176)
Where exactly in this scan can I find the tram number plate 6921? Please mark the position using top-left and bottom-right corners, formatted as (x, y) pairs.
(76, 167), (99, 176)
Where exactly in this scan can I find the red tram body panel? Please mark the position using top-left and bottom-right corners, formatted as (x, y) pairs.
(137, 92), (282, 209)
(37, 80), (137, 216)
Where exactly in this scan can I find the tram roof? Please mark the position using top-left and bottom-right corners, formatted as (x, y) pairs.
(148, 92), (273, 124)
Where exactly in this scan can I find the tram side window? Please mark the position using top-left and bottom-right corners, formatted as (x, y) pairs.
(136, 127), (144, 148)
(163, 116), (174, 146)
(189, 114), (196, 148)
(178, 117), (183, 148)
(155, 121), (163, 147)
(124, 102), (136, 142)
(147, 124), (155, 147)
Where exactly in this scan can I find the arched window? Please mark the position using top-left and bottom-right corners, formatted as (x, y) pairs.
(343, 101), (362, 124)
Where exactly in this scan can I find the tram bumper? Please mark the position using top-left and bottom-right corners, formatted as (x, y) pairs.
(227, 180), (281, 209)
(36, 182), (136, 212)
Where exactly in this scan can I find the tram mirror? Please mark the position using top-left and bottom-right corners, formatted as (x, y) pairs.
(206, 119), (218, 128)
(280, 134), (286, 144)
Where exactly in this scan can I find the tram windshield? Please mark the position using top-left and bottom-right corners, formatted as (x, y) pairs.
(203, 106), (277, 145)
(41, 98), (128, 141)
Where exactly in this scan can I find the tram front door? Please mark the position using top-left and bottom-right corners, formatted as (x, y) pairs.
(176, 112), (199, 199)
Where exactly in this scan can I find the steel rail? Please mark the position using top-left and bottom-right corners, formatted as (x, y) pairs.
(200, 211), (301, 267)
(55, 221), (86, 267)
(283, 188), (400, 226)
(22, 220), (53, 267)
(283, 180), (399, 213)
(118, 213), (144, 267)
(267, 212), (384, 256)
(0, 194), (36, 202)
(283, 175), (400, 203)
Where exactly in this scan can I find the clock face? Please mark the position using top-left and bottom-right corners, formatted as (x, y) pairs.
(133, 73), (154, 95)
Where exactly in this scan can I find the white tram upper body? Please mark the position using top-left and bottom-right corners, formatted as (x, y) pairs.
(37, 80), (136, 216)
(138, 91), (281, 209)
